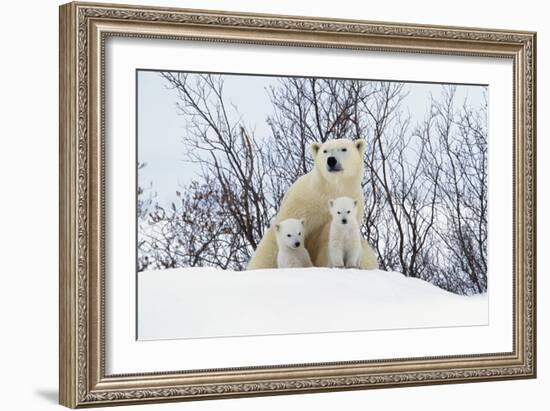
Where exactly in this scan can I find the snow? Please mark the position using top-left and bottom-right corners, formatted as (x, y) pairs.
(138, 267), (488, 340)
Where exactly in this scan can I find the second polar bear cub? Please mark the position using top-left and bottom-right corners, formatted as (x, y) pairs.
(275, 218), (313, 268)
(328, 197), (362, 268)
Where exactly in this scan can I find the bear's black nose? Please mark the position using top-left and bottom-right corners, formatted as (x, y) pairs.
(342, 219), (348, 224)
(294, 241), (301, 247)
(327, 156), (337, 168)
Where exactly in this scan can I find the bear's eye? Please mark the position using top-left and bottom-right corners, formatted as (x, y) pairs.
(298, 232), (302, 236)
(342, 148), (347, 152)
(347, 210), (351, 214)
(323, 149), (327, 154)
(287, 234), (291, 238)
(337, 211), (341, 215)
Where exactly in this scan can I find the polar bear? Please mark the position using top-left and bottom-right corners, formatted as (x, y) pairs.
(275, 218), (313, 268)
(247, 138), (378, 270)
(327, 197), (362, 268)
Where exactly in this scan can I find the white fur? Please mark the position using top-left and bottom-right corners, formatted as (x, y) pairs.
(275, 219), (313, 268)
(247, 138), (378, 270)
(328, 197), (362, 268)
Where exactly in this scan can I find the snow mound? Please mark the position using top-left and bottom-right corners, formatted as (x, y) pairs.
(138, 267), (488, 340)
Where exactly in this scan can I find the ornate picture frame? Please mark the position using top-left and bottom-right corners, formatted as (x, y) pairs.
(59, 1), (536, 408)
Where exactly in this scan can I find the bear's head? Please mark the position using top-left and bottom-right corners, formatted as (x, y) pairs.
(310, 138), (365, 181)
(328, 197), (358, 225)
(275, 218), (305, 249)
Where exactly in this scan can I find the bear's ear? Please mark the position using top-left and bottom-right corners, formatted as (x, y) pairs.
(328, 199), (334, 208)
(354, 139), (366, 154)
(275, 224), (280, 232)
(310, 142), (321, 159)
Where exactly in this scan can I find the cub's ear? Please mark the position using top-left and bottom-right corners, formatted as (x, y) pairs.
(300, 219), (305, 226)
(275, 224), (280, 232)
(354, 139), (366, 154)
(310, 142), (322, 159)
(328, 199), (334, 208)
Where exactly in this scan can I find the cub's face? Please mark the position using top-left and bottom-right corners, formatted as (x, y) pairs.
(310, 138), (366, 181)
(275, 218), (305, 249)
(329, 197), (358, 225)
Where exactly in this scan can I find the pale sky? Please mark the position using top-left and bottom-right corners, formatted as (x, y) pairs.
(137, 70), (485, 208)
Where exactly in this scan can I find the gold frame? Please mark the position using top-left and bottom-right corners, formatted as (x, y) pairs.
(59, 1), (537, 408)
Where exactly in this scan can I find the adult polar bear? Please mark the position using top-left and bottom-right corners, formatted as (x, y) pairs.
(247, 138), (378, 270)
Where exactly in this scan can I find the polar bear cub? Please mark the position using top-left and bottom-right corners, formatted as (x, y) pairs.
(328, 197), (362, 268)
(275, 218), (313, 268)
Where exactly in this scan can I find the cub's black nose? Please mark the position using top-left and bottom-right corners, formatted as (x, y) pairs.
(342, 219), (348, 224)
(327, 156), (337, 168)
(294, 241), (301, 247)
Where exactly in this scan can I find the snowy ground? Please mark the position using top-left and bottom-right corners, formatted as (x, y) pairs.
(137, 267), (488, 340)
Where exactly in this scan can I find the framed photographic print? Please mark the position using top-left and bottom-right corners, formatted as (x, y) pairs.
(59, 1), (537, 408)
